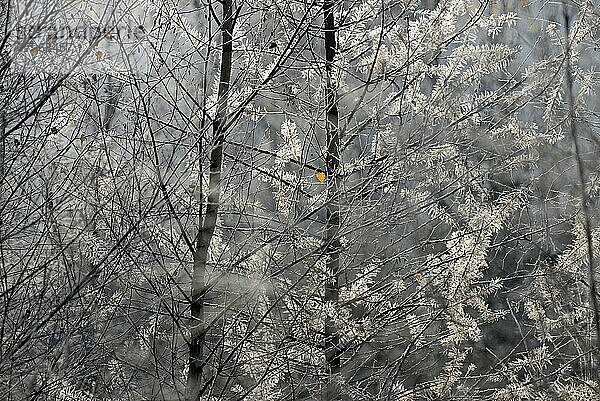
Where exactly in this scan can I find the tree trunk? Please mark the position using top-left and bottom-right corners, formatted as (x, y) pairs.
(186, 1), (234, 400)
(561, 1), (600, 379)
(323, 0), (341, 399)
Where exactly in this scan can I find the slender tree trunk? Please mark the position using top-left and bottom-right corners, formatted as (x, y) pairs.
(0, 110), (5, 287)
(0, 0), (8, 376)
(0, 0), (8, 205)
(0, 110), (4, 201)
(186, 1), (234, 400)
(323, 0), (341, 399)
(561, 1), (600, 379)
(0, 110), (5, 267)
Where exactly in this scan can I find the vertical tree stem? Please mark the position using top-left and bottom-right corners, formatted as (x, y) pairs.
(562, 2), (600, 375)
(323, 0), (341, 398)
(186, 1), (234, 400)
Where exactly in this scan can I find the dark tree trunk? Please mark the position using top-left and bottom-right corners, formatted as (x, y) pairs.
(323, 0), (341, 399)
(186, 1), (234, 400)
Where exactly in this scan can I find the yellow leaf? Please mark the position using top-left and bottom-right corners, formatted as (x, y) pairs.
(30, 48), (38, 57)
(316, 172), (326, 183)
(415, 273), (423, 282)
(95, 50), (104, 60)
